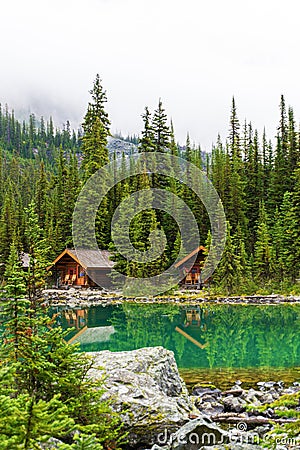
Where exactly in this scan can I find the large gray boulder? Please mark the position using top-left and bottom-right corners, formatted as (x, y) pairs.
(87, 347), (194, 448)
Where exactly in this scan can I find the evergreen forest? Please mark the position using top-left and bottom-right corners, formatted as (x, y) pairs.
(1, 74), (300, 294)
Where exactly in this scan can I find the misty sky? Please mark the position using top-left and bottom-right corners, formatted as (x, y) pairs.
(1, 0), (300, 150)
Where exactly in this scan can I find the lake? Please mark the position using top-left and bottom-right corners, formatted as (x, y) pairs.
(53, 303), (300, 390)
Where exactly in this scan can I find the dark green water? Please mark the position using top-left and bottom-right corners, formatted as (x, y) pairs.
(54, 303), (300, 390)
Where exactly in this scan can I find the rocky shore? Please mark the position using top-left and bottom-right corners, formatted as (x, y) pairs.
(40, 288), (300, 449)
(85, 347), (300, 450)
(43, 288), (300, 308)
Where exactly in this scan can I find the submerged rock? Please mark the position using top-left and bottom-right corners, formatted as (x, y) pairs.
(192, 384), (221, 397)
(87, 347), (194, 448)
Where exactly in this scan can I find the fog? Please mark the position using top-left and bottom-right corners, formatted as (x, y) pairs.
(1, 0), (300, 149)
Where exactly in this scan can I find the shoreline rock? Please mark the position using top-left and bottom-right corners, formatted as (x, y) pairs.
(84, 347), (300, 449)
(87, 347), (195, 448)
(42, 288), (300, 308)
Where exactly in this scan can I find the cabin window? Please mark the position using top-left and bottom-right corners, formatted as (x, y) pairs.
(78, 266), (85, 278)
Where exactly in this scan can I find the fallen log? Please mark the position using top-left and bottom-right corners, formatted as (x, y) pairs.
(222, 389), (244, 396)
(211, 414), (297, 425)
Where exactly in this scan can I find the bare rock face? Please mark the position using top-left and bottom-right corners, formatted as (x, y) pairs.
(87, 347), (194, 448)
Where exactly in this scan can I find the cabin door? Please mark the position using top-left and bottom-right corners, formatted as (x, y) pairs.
(68, 267), (77, 284)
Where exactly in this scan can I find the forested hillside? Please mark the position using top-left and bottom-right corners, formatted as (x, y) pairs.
(1, 75), (300, 294)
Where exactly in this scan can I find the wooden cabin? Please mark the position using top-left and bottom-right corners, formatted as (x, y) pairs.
(175, 245), (206, 289)
(49, 249), (114, 289)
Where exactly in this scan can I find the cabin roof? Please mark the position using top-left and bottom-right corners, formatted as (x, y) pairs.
(174, 245), (207, 268)
(50, 248), (114, 270)
(68, 325), (115, 344)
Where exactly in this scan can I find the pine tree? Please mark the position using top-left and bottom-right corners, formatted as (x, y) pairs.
(185, 133), (192, 162)
(80, 76), (111, 247)
(128, 168), (166, 279)
(81, 75), (110, 181)
(0, 380), (74, 450)
(109, 181), (133, 285)
(1, 240), (29, 361)
(151, 99), (171, 153)
(233, 223), (250, 281)
(290, 165), (300, 281)
(244, 128), (263, 250)
(35, 162), (48, 228)
(287, 106), (299, 187)
(254, 201), (273, 281)
(227, 152), (246, 234)
(169, 120), (179, 158)
(269, 96), (289, 207)
(24, 201), (50, 307)
(0, 185), (19, 268)
(81, 115), (109, 180)
(139, 107), (155, 153)
(47, 116), (54, 145)
(214, 222), (243, 294)
(228, 97), (241, 160)
(277, 192), (298, 282)
(64, 150), (80, 247)
(85, 74), (110, 135)
(210, 136), (227, 202)
(270, 207), (284, 282)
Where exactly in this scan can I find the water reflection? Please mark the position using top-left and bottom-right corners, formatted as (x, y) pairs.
(176, 307), (209, 349)
(53, 303), (300, 386)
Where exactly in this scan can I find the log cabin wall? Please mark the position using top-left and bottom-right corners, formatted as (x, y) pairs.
(53, 252), (113, 288)
(55, 254), (88, 286)
(179, 250), (206, 287)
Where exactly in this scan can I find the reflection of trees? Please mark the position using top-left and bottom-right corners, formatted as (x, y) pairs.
(254, 306), (300, 367)
(203, 305), (300, 369)
(204, 306), (250, 368)
(108, 304), (182, 353)
(55, 303), (300, 370)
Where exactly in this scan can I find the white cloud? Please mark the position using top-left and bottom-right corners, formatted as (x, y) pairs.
(0, 0), (299, 149)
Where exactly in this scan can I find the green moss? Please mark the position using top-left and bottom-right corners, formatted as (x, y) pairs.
(192, 382), (217, 390)
(248, 392), (300, 448)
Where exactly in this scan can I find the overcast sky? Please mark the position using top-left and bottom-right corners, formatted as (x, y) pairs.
(1, 0), (300, 150)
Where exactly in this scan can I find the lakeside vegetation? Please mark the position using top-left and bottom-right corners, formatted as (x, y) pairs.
(0, 206), (125, 448)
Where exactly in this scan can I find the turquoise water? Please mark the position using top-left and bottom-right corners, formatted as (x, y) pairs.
(54, 303), (300, 389)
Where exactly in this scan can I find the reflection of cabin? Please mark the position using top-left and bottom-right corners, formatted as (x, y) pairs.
(64, 309), (88, 329)
(181, 306), (208, 331)
(175, 246), (206, 288)
(49, 249), (114, 289)
(60, 306), (115, 345)
(175, 306), (209, 349)
(68, 325), (115, 345)
(184, 307), (201, 327)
